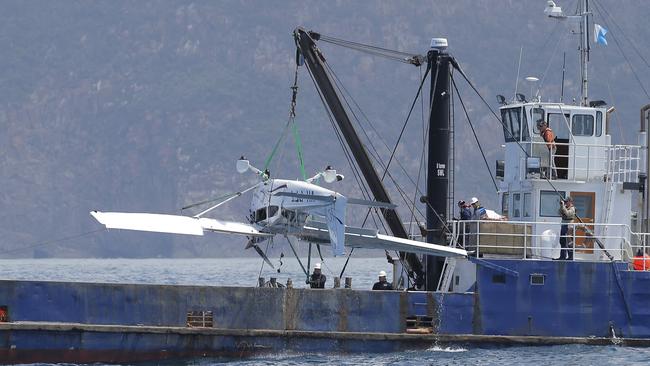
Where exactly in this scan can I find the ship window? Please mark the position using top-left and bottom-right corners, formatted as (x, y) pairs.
(268, 205), (279, 217)
(521, 108), (530, 141)
(523, 193), (532, 217)
(532, 108), (544, 134)
(501, 107), (523, 142)
(596, 111), (603, 137)
(530, 274), (545, 285)
(540, 190), (565, 217)
(548, 113), (570, 139)
(572, 114), (594, 136)
(513, 193), (521, 218)
(502, 193), (510, 217)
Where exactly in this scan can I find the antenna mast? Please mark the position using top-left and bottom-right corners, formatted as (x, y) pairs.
(579, 0), (590, 106)
(545, 0), (590, 106)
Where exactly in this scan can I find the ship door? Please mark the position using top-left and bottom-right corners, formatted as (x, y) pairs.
(549, 113), (570, 179)
(570, 191), (595, 253)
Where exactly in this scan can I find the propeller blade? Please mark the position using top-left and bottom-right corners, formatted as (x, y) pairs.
(245, 236), (269, 249)
(273, 192), (335, 203)
(252, 244), (275, 269)
(245, 238), (274, 269)
(347, 198), (397, 209)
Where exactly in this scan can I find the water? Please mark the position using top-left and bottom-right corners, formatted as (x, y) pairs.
(0, 257), (390, 289)
(1, 258), (649, 365)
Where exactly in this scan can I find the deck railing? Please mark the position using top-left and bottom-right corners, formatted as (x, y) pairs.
(524, 142), (640, 182)
(627, 232), (650, 270)
(448, 219), (634, 263)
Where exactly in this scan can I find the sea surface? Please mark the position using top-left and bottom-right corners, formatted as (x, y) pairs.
(1, 257), (649, 365)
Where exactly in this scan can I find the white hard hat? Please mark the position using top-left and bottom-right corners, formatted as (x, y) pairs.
(470, 197), (479, 204)
(379, 270), (387, 277)
(314, 263), (321, 270)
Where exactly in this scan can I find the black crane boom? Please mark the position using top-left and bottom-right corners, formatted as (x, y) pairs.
(293, 28), (424, 284)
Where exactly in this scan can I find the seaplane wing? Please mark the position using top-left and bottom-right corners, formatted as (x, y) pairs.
(90, 211), (271, 237)
(300, 221), (467, 258)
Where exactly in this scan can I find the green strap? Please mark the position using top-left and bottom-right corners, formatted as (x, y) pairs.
(263, 122), (290, 172)
(264, 65), (306, 180)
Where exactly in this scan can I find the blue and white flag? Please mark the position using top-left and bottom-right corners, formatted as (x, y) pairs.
(594, 23), (608, 46)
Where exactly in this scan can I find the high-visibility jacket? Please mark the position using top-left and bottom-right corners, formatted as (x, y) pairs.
(633, 255), (650, 271)
(541, 128), (556, 150)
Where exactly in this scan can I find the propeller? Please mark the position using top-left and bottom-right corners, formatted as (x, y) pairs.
(245, 237), (275, 269)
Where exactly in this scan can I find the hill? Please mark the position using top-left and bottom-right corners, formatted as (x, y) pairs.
(0, 0), (648, 257)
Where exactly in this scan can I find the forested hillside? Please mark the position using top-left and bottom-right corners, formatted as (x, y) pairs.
(0, 0), (647, 257)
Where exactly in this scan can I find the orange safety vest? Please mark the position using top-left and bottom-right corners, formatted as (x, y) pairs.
(541, 128), (555, 149)
(633, 255), (650, 271)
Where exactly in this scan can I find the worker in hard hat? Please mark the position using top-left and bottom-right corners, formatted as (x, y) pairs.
(308, 263), (326, 289)
(470, 197), (487, 220)
(372, 270), (393, 290)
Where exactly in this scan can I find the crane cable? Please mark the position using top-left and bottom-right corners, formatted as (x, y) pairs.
(263, 64), (307, 180)
(318, 34), (424, 65)
(324, 61), (440, 227)
(450, 75), (499, 193)
(325, 55), (455, 237)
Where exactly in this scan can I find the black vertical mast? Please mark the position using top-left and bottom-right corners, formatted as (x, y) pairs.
(425, 41), (452, 291)
(294, 28), (424, 284)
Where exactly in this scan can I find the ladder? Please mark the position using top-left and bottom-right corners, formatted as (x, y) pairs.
(436, 257), (457, 292)
(599, 167), (617, 259)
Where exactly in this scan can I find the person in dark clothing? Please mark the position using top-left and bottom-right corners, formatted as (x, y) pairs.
(372, 271), (393, 290)
(458, 200), (472, 220)
(558, 196), (576, 260)
(457, 200), (472, 248)
(309, 263), (326, 289)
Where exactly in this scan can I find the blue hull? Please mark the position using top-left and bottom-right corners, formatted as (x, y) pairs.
(1, 259), (649, 363)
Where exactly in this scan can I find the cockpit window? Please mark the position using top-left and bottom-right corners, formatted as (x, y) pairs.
(254, 207), (267, 222)
(255, 205), (279, 222)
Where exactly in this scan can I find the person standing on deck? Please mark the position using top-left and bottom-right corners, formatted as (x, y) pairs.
(372, 271), (394, 290)
(470, 197), (487, 220)
(458, 200), (472, 220)
(557, 197), (576, 260)
(309, 263), (326, 288)
(538, 120), (557, 179)
(457, 200), (472, 247)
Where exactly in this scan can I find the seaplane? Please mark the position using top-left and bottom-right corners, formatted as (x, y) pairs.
(91, 157), (466, 266)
